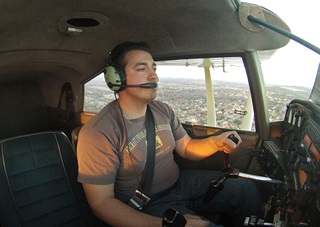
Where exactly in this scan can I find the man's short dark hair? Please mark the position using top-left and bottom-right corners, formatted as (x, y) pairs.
(109, 41), (151, 68)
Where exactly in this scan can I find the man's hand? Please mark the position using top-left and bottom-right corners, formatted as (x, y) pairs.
(184, 214), (209, 227)
(216, 131), (242, 154)
(176, 130), (242, 161)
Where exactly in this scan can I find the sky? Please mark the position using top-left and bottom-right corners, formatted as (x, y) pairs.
(157, 0), (320, 88)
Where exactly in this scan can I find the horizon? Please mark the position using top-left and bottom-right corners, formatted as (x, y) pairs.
(87, 74), (314, 90)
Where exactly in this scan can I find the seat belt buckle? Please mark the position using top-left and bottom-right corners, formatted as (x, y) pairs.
(127, 190), (150, 210)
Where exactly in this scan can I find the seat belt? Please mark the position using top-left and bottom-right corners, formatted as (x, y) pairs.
(57, 82), (73, 122)
(127, 105), (156, 210)
(140, 105), (156, 195)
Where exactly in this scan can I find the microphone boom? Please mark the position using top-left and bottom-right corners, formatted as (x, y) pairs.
(139, 83), (157, 88)
(108, 82), (157, 89)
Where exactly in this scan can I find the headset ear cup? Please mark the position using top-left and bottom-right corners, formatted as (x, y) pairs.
(104, 65), (125, 91)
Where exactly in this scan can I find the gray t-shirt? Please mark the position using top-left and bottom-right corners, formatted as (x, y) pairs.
(77, 100), (187, 203)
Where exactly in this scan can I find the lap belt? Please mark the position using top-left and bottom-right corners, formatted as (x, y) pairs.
(150, 181), (177, 202)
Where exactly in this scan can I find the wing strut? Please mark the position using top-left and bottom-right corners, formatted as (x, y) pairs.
(239, 93), (254, 130)
(247, 15), (320, 55)
(203, 59), (216, 126)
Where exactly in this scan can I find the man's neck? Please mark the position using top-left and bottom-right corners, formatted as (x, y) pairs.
(117, 97), (148, 119)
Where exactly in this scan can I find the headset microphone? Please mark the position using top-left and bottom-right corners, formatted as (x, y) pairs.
(107, 82), (157, 89)
(138, 83), (157, 88)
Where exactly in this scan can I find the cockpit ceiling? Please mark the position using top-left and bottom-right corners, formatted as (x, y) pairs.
(0, 0), (290, 79)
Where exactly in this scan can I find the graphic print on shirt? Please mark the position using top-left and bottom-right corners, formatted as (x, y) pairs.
(123, 123), (172, 157)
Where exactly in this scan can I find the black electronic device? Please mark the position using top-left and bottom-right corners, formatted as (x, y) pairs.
(162, 208), (186, 227)
(224, 134), (239, 168)
(228, 134), (239, 145)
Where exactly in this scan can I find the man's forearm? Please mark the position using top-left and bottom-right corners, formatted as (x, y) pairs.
(185, 137), (219, 160)
(91, 197), (162, 227)
(184, 131), (239, 161)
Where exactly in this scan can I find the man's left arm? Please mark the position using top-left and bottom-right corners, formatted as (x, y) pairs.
(175, 131), (242, 161)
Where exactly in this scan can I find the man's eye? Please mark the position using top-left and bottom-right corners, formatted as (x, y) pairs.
(138, 68), (145, 71)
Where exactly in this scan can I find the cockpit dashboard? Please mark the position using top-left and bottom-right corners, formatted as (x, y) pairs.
(258, 99), (320, 226)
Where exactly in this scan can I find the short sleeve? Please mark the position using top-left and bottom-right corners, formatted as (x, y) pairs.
(77, 126), (120, 185)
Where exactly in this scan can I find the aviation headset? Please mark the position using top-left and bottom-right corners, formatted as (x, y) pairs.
(104, 55), (126, 92)
(104, 41), (151, 92)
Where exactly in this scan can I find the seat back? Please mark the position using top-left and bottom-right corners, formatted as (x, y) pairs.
(0, 131), (104, 227)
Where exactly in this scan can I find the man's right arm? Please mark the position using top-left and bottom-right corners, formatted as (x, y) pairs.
(82, 183), (162, 227)
(83, 183), (211, 227)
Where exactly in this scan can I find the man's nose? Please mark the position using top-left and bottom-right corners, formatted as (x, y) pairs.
(148, 70), (158, 81)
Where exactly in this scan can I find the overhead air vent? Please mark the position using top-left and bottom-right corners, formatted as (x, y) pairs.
(58, 12), (109, 35)
(66, 18), (100, 27)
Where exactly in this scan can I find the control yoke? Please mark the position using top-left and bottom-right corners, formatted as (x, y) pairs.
(203, 134), (286, 226)
(203, 134), (284, 204)
(203, 167), (284, 204)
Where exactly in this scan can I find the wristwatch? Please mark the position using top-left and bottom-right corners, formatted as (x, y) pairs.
(162, 208), (187, 227)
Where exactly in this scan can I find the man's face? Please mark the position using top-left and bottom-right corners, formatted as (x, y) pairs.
(121, 50), (158, 102)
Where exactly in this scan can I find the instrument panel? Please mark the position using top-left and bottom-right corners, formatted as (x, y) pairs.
(258, 99), (320, 226)
(283, 100), (320, 177)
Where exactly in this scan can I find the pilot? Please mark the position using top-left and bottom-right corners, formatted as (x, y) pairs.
(77, 41), (261, 227)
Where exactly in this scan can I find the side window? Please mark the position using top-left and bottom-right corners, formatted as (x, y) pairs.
(156, 57), (255, 131)
(83, 57), (255, 131)
(84, 75), (114, 112)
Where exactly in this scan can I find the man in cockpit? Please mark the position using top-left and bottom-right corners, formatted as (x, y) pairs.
(77, 41), (262, 227)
